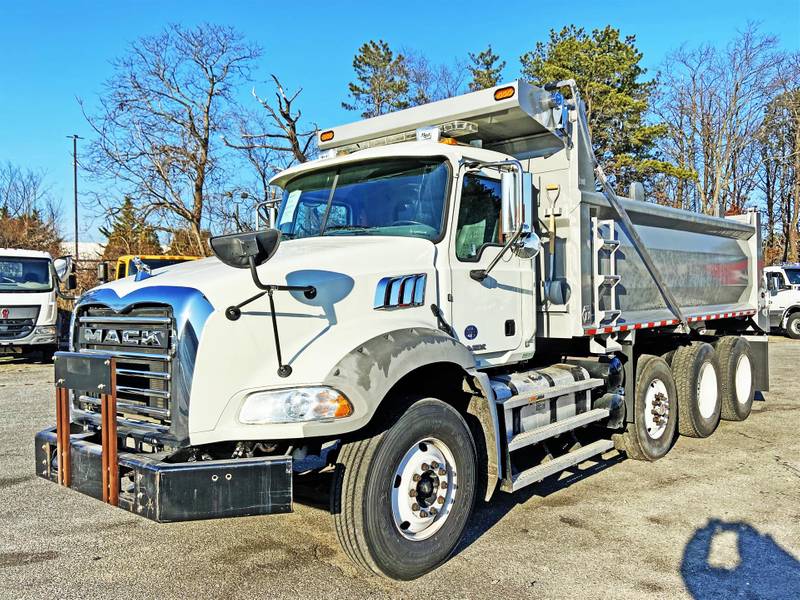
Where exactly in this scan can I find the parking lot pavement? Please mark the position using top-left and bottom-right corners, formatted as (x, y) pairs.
(1, 339), (799, 600)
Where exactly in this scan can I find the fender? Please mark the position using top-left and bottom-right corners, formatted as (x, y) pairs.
(780, 304), (800, 329)
(324, 327), (503, 501)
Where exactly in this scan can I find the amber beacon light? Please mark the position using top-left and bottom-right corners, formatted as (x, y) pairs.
(320, 130), (335, 142)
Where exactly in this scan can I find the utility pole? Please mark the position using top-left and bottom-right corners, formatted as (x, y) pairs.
(67, 134), (83, 260)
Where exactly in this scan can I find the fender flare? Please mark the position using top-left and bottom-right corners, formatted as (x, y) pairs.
(323, 327), (502, 500)
(781, 305), (800, 328)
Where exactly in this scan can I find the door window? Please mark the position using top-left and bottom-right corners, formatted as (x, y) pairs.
(454, 175), (502, 261)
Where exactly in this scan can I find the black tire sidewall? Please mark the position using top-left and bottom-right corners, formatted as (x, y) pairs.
(361, 399), (477, 580)
(719, 337), (754, 420)
(633, 356), (678, 460)
(683, 344), (722, 437)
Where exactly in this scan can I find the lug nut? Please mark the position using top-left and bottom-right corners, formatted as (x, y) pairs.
(420, 510), (429, 518)
(412, 474), (420, 482)
(421, 463), (430, 471)
(429, 507), (438, 516)
(412, 503), (420, 511)
(431, 461), (439, 470)
(409, 489), (417, 497)
(437, 496), (445, 505)
(440, 482), (448, 490)
(438, 468), (446, 476)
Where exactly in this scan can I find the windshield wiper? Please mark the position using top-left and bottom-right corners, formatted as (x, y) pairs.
(323, 225), (378, 235)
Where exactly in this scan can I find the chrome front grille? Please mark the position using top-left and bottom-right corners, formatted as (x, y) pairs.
(75, 306), (173, 425)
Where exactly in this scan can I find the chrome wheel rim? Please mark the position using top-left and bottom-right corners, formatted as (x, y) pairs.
(644, 378), (670, 439)
(390, 438), (458, 541)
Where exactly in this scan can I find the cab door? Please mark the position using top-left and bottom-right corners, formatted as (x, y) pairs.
(448, 173), (523, 357)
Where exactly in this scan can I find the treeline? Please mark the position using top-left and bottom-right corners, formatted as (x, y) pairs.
(3, 23), (798, 265)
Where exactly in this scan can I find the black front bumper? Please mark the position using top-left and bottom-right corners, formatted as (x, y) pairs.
(35, 427), (293, 522)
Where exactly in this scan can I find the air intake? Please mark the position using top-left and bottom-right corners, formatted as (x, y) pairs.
(374, 274), (427, 310)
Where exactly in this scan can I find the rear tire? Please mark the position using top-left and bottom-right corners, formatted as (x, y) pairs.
(672, 342), (721, 438)
(715, 336), (754, 421)
(615, 354), (677, 461)
(331, 398), (477, 580)
(786, 312), (800, 340)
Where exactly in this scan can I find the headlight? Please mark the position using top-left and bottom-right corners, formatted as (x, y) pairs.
(34, 325), (56, 335)
(239, 387), (353, 425)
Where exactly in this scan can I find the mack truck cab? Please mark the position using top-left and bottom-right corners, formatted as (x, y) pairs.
(0, 249), (74, 359)
(36, 80), (768, 580)
(764, 265), (800, 339)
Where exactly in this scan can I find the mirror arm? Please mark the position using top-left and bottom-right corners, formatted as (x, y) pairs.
(224, 256), (317, 379)
(470, 225), (524, 282)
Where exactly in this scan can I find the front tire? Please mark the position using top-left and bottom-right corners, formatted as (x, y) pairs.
(615, 354), (678, 461)
(672, 343), (721, 438)
(331, 398), (477, 580)
(786, 312), (800, 340)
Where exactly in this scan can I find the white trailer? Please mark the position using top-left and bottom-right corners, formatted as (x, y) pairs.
(36, 80), (768, 580)
(0, 249), (74, 358)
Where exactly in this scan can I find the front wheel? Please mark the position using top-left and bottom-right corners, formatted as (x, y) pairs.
(786, 312), (800, 340)
(331, 398), (477, 580)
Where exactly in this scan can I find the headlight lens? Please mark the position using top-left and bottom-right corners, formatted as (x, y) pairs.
(34, 325), (56, 335)
(239, 387), (352, 424)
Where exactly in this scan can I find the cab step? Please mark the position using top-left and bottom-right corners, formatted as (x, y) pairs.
(503, 438), (615, 492)
(507, 408), (610, 451)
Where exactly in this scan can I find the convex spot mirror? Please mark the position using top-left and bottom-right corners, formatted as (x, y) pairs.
(210, 229), (281, 269)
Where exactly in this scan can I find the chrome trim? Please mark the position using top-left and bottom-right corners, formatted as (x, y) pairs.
(73, 406), (171, 434)
(117, 385), (170, 399)
(116, 368), (170, 380)
(78, 395), (170, 419)
(374, 273), (427, 310)
(81, 348), (172, 361)
(78, 315), (172, 324)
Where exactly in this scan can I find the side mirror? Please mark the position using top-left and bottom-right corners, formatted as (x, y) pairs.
(210, 229), (282, 269)
(52, 256), (73, 282)
(97, 262), (109, 284)
(500, 171), (534, 238)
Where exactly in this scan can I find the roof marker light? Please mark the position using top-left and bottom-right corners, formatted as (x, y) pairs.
(494, 86), (515, 101)
(320, 130), (335, 142)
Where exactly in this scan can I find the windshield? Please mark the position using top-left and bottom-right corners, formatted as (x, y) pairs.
(0, 257), (52, 292)
(276, 158), (449, 241)
(785, 269), (800, 285)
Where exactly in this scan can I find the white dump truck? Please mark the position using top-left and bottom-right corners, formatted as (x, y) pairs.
(36, 80), (769, 580)
(764, 264), (800, 338)
(0, 249), (74, 359)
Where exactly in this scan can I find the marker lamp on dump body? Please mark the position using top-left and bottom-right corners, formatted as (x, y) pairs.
(239, 387), (353, 424)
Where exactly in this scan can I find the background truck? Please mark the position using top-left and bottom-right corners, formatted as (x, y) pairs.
(764, 264), (800, 339)
(96, 254), (200, 283)
(0, 249), (74, 359)
(36, 80), (769, 580)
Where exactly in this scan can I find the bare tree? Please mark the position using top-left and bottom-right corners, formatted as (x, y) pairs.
(404, 48), (467, 105)
(0, 162), (54, 218)
(655, 25), (782, 215)
(81, 23), (260, 255)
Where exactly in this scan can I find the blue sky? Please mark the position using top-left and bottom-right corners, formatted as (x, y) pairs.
(1, 0), (798, 242)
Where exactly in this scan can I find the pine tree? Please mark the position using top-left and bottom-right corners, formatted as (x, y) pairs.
(342, 40), (410, 118)
(520, 26), (672, 187)
(100, 197), (162, 270)
(467, 45), (506, 91)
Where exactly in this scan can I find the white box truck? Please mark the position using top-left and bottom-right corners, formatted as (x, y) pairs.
(36, 80), (769, 580)
(0, 249), (74, 359)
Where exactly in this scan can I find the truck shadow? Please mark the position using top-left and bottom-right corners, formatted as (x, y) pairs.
(680, 519), (800, 600)
(456, 450), (625, 555)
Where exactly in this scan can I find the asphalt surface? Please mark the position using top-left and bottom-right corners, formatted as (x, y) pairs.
(1, 338), (799, 599)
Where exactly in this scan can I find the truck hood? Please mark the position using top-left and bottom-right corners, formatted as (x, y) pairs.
(86, 235), (437, 309)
